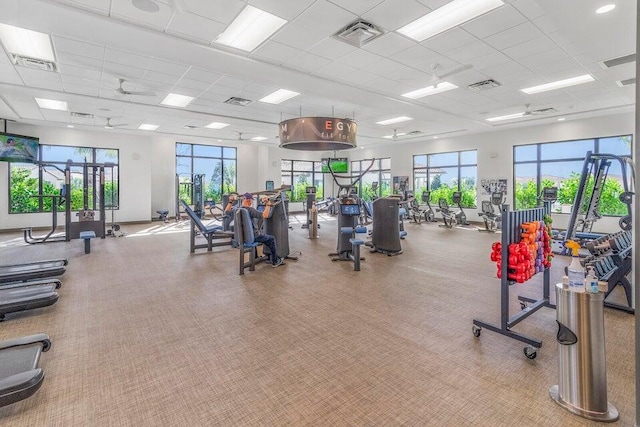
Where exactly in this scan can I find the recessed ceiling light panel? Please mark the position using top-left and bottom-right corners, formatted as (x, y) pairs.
(35, 98), (68, 111)
(596, 4), (616, 14)
(521, 74), (595, 94)
(205, 122), (230, 129)
(258, 89), (300, 104)
(161, 93), (194, 108)
(397, 0), (504, 42)
(376, 116), (413, 125)
(138, 124), (159, 130)
(0, 23), (55, 62)
(251, 136), (268, 141)
(402, 82), (458, 99)
(215, 5), (287, 52)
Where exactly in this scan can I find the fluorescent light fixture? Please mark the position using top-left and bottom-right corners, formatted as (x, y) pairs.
(138, 124), (159, 131)
(160, 93), (194, 108)
(383, 132), (407, 139)
(67, 125), (74, 128)
(596, 4), (616, 14)
(215, 5), (287, 52)
(251, 136), (268, 141)
(402, 82), (458, 99)
(205, 121), (230, 129)
(486, 112), (525, 122)
(0, 23), (55, 62)
(258, 89), (300, 104)
(558, 117), (566, 121)
(376, 116), (413, 125)
(521, 74), (595, 94)
(397, 0), (504, 42)
(35, 98), (68, 111)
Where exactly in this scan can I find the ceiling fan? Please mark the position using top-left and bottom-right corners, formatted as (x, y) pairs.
(115, 78), (156, 97)
(104, 118), (129, 129)
(522, 104), (557, 116)
(427, 63), (473, 87)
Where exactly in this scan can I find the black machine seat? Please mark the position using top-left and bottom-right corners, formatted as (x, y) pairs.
(0, 334), (51, 408)
(0, 260), (67, 284)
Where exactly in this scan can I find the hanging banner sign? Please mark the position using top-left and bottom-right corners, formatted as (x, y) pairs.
(279, 117), (357, 151)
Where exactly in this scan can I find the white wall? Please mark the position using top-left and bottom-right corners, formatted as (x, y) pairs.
(1, 112), (633, 232)
(358, 112), (635, 232)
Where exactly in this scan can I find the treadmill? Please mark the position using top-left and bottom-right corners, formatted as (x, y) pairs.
(0, 281), (59, 321)
(0, 334), (51, 407)
(0, 259), (67, 284)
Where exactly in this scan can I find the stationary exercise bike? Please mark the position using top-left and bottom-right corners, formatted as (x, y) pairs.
(436, 198), (456, 228)
(452, 191), (469, 226)
(421, 191), (437, 222)
(478, 191), (505, 232)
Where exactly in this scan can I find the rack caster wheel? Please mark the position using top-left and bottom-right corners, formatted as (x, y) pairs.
(520, 302), (526, 310)
(524, 346), (537, 359)
(472, 325), (481, 337)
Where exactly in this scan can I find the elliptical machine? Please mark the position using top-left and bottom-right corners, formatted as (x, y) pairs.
(452, 191), (469, 225)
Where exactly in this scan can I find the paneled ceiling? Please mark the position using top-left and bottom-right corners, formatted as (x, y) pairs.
(0, 0), (635, 147)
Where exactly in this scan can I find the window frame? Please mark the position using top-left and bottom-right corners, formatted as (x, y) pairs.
(175, 142), (237, 200)
(349, 158), (391, 200)
(280, 159), (323, 202)
(412, 150), (477, 208)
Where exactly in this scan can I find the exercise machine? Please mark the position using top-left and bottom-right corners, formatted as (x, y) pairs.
(421, 191), (437, 222)
(0, 334), (51, 408)
(180, 200), (234, 253)
(0, 280), (59, 321)
(437, 198), (456, 228)
(0, 259), (67, 284)
(175, 173), (205, 220)
(452, 191), (469, 225)
(478, 192), (505, 232)
(259, 190), (299, 261)
(557, 152), (634, 254)
(301, 186), (318, 230)
(367, 196), (405, 256)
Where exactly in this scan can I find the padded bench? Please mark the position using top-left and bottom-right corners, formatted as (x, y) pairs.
(79, 231), (96, 254)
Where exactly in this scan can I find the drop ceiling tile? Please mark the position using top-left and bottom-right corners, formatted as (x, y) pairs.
(203, 85), (239, 99)
(461, 5), (526, 39)
(12, 101), (45, 120)
(502, 36), (558, 60)
(146, 59), (190, 77)
(166, 12), (226, 43)
(250, 40), (300, 64)
(334, 48), (382, 68)
(446, 41), (498, 63)
(470, 51), (512, 71)
(512, 0), (546, 20)
(285, 51), (329, 72)
(362, 32), (415, 57)
(61, 74), (101, 88)
(52, 36), (105, 60)
(104, 48), (152, 69)
(248, 0), (316, 20)
(339, 69), (379, 85)
(57, 52), (104, 69)
(22, 79), (64, 92)
(327, 0), (385, 15)
(181, 0), (246, 24)
(173, 78), (213, 92)
(421, 28), (478, 54)
(531, 15), (558, 34)
(16, 67), (62, 83)
(62, 0), (111, 14)
(111, 1), (174, 30)
(59, 64), (102, 80)
(64, 84), (100, 97)
(390, 45), (441, 70)
(307, 38), (357, 61)
(102, 62), (147, 80)
(484, 22), (544, 51)
(272, 23), (328, 50)
(294, 0), (357, 36)
(217, 76), (254, 89)
(182, 67), (223, 84)
(367, 58), (415, 80)
(362, 0), (430, 31)
(143, 70), (181, 85)
(517, 48), (576, 68)
(316, 61), (358, 78)
(0, 65), (23, 85)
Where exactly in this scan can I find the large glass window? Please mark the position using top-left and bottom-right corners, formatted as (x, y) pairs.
(349, 158), (391, 201)
(412, 150), (477, 208)
(281, 160), (323, 202)
(513, 135), (632, 215)
(9, 145), (119, 214)
(175, 143), (236, 203)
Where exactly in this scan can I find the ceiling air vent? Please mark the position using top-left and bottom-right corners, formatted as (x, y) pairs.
(468, 79), (501, 92)
(600, 53), (636, 69)
(224, 96), (251, 106)
(70, 112), (94, 119)
(182, 125), (198, 129)
(532, 107), (557, 114)
(12, 55), (58, 72)
(617, 78), (635, 87)
(406, 130), (422, 136)
(333, 19), (384, 47)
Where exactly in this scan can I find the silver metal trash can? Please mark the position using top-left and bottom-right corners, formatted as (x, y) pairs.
(549, 283), (618, 422)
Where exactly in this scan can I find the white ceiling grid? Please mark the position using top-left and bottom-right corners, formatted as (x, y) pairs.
(0, 0), (633, 145)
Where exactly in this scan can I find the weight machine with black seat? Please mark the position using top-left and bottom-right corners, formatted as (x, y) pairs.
(478, 192), (505, 232)
(175, 173), (205, 221)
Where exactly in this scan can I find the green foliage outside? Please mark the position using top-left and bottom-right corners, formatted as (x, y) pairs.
(514, 173), (628, 216)
(416, 175), (476, 208)
(10, 167), (119, 213)
(289, 173), (324, 202)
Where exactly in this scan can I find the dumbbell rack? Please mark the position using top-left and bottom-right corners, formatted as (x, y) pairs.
(472, 204), (555, 358)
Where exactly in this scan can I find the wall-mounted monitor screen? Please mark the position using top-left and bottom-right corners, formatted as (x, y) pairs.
(321, 158), (348, 173)
(0, 132), (39, 163)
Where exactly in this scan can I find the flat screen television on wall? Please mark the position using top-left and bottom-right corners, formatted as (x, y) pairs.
(321, 158), (348, 173)
(0, 132), (39, 163)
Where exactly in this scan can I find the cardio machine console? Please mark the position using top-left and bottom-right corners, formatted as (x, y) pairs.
(340, 204), (361, 216)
